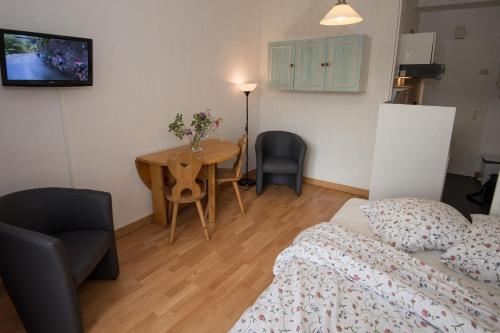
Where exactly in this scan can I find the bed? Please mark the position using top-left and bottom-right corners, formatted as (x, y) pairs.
(230, 198), (500, 333)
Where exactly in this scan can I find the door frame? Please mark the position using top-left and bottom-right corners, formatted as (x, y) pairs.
(491, 179), (500, 216)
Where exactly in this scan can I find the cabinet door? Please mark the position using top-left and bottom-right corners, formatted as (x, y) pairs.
(294, 38), (327, 91)
(268, 41), (295, 90)
(325, 35), (364, 92)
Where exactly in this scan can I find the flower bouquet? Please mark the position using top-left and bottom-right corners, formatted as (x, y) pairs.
(168, 110), (222, 152)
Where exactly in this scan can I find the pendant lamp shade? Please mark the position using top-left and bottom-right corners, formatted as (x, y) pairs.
(320, 0), (363, 26)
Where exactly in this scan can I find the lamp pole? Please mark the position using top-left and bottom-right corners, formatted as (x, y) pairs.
(238, 89), (256, 187)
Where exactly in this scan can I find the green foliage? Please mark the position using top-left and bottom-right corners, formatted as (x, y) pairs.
(168, 111), (221, 142)
(168, 114), (187, 140)
(3, 34), (38, 55)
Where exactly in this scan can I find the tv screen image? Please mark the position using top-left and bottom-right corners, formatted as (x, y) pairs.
(0, 29), (92, 86)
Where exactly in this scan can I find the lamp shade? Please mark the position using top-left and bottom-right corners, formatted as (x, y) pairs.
(320, 2), (363, 26)
(237, 83), (258, 92)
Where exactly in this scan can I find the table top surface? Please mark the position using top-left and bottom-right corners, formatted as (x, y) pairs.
(136, 139), (240, 166)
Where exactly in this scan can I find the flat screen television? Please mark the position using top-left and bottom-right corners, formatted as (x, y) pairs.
(0, 29), (92, 87)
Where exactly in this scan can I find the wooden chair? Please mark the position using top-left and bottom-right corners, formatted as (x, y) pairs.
(215, 135), (248, 215)
(165, 151), (210, 245)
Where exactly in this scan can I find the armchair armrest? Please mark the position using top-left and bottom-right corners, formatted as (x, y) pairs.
(73, 189), (115, 232)
(0, 222), (83, 332)
(290, 135), (307, 166)
(255, 133), (265, 171)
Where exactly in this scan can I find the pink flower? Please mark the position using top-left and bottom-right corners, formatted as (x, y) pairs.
(258, 314), (265, 321)
(352, 274), (360, 281)
(384, 329), (393, 333)
(450, 255), (456, 261)
(484, 243), (492, 248)
(422, 309), (430, 318)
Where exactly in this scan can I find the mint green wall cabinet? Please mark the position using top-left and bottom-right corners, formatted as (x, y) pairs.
(268, 41), (295, 90)
(325, 35), (367, 92)
(294, 38), (327, 91)
(268, 35), (369, 93)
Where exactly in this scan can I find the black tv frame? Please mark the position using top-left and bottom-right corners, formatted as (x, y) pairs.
(0, 28), (93, 87)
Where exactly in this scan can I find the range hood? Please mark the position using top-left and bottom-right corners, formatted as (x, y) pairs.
(399, 64), (446, 79)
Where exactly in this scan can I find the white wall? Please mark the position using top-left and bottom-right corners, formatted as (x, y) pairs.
(420, 6), (500, 175)
(418, 0), (496, 7)
(400, 0), (420, 34)
(258, 0), (401, 190)
(0, 0), (405, 228)
(0, 0), (262, 228)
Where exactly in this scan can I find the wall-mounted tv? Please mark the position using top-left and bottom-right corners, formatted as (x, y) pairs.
(0, 29), (92, 87)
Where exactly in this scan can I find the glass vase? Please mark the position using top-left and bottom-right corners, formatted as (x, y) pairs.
(190, 135), (202, 152)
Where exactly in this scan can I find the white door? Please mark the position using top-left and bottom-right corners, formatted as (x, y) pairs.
(423, 38), (495, 176)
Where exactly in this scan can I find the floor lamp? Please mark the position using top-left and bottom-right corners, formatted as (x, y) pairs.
(237, 83), (258, 187)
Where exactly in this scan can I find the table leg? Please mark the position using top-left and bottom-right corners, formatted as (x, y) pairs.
(208, 163), (216, 224)
(149, 165), (168, 227)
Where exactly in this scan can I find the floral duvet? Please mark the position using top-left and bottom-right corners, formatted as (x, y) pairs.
(230, 223), (500, 333)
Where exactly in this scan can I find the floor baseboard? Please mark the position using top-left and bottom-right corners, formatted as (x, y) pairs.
(116, 171), (368, 239)
(303, 177), (369, 198)
(246, 169), (369, 197)
(115, 214), (154, 239)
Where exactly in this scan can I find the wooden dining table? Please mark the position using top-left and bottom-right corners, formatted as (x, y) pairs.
(135, 139), (240, 227)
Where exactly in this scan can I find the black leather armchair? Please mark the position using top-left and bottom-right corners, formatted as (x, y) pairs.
(255, 131), (307, 196)
(0, 188), (119, 333)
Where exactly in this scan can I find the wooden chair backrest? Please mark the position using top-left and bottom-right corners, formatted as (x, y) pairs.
(167, 150), (203, 201)
(232, 135), (248, 179)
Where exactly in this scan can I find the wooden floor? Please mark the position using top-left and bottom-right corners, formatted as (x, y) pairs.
(0, 184), (359, 333)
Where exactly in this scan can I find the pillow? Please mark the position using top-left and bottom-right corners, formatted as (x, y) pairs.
(467, 214), (500, 241)
(441, 215), (500, 288)
(360, 197), (470, 252)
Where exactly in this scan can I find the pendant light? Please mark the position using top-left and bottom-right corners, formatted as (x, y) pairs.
(320, 0), (363, 26)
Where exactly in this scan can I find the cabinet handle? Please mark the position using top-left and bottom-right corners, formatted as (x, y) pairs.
(290, 64), (294, 68)
(325, 63), (330, 67)
(321, 63), (325, 67)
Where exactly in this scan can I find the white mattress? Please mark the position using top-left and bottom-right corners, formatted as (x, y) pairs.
(330, 198), (497, 294)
